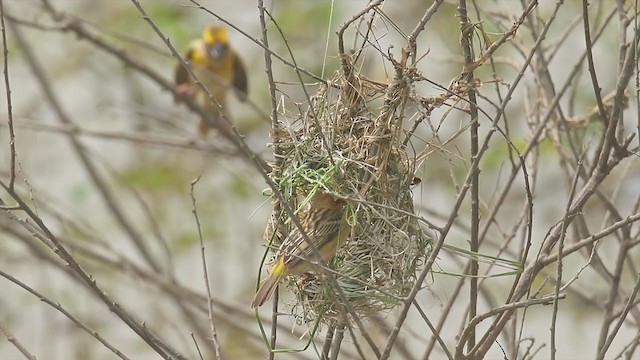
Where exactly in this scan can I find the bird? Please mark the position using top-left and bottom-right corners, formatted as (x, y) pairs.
(174, 25), (248, 138)
(251, 193), (350, 308)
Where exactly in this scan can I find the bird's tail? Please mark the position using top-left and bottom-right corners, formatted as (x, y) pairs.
(251, 272), (284, 309)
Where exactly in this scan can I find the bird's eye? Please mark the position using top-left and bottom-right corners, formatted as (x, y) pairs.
(208, 43), (228, 59)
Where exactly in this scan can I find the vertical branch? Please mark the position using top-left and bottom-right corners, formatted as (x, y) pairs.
(328, 321), (346, 360)
(596, 239), (639, 359)
(592, 14), (639, 173)
(581, 0), (609, 130)
(457, 0), (480, 353)
(268, 291), (278, 358)
(256, 0), (280, 356)
(0, 0), (16, 191)
(634, 0), (640, 144)
(321, 321), (337, 360)
(190, 176), (223, 360)
(550, 155), (584, 360)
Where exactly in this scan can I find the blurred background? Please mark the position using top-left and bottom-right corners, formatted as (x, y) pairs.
(1, 0), (639, 359)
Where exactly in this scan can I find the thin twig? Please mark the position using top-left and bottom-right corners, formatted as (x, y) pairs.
(190, 175), (223, 360)
(456, 0), (481, 353)
(321, 321), (337, 360)
(550, 154), (584, 360)
(0, 318), (36, 360)
(329, 320), (346, 360)
(596, 273), (640, 360)
(0, 0), (16, 191)
(0, 268), (131, 360)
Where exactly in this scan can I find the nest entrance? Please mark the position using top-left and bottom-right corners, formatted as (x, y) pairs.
(267, 63), (431, 325)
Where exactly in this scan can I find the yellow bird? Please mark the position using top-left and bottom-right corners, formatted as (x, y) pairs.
(174, 26), (248, 138)
(251, 193), (351, 308)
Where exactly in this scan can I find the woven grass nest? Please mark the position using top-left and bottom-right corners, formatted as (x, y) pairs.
(264, 58), (431, 326)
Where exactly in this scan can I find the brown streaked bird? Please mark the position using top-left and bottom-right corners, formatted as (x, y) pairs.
(174, 26), (248, 138)
(251, 193), (350, 308)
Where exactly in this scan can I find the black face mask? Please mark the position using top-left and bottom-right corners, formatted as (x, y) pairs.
(207, 42), (229, 60)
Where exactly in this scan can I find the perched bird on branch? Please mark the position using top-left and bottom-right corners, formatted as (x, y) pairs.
(174, 26), (248, 138)
(251, 192), (350, 308)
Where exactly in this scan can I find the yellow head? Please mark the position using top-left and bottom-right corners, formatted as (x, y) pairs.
(202, 26), (229, 60)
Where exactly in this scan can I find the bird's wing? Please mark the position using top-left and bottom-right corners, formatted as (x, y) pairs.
(174, 47), (195, 86)
(231, 50), (248, 102)
(279, 209), (344, 271)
